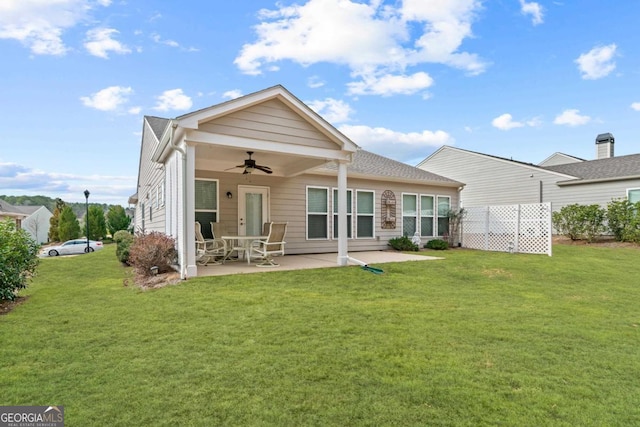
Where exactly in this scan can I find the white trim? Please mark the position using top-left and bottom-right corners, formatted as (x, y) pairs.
(420, 194), (435, 237)
(355, 189), (375, 239)
(627, 187), (640, 203)
(332, 187), (353, 240)
(436, 195), (451, 237)
(401, 193), (418, 237)
(306, 185), (330, 240)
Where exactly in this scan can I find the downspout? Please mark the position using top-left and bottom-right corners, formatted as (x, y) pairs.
(169, 122), (187, 280)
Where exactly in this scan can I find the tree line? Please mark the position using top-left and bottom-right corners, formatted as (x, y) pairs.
(48, 198), (131, 242)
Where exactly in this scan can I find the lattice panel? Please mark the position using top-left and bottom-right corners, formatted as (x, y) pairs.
(462, 203), (552, 256)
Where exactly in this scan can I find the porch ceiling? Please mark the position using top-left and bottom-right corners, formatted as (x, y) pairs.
(193, 143), (332, 177)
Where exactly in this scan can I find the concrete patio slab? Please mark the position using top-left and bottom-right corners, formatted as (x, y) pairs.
(197, 251), (443, 276)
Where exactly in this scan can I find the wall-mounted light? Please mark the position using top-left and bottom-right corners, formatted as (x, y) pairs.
(226, 191), (233, 199)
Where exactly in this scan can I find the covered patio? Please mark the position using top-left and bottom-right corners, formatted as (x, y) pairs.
(196, 251), (443, 276)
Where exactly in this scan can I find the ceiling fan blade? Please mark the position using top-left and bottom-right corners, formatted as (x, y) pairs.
(254, 165), (273, 174)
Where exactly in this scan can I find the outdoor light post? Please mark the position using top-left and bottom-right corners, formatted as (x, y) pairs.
(84, 189), (90, 252)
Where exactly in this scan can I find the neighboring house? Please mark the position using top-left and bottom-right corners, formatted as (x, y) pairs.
(16, 205), (53, 244)
(417, 133), (640, 210)
(130, 85), (463, 278)
(0, 200), (52, 243)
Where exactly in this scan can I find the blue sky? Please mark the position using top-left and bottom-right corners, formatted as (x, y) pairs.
(1, 0), (639, 205)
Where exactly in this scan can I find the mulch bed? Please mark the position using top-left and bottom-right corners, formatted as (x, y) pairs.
(0, 296), (29, 316)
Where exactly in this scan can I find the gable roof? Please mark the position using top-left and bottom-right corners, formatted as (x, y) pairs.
(145, 116), (170, 141)
(317, 149), (463, 187)
(538, 152), (585, 167)
(0, 199), (28, 218)
(543, 153), (640, 184)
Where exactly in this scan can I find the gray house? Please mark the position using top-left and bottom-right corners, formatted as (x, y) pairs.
(417, 133), (640, 210)
(0, 200), (52, 243)
(130, 85), (463, 278)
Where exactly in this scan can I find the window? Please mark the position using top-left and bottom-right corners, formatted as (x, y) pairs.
(437, 196), (450, 236)
(195, 179), (218, 239)
(356, 190), (375, 238)
(420, 195), (434, 236)
(629, 188), (640, 203)
(307, 186), (329, 239)
(402, 194), (418, 237)
(333, 189), (353, 239)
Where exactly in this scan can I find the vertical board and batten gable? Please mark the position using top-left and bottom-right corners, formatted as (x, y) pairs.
(197, 98), (338, 150)
(418, 146), (573, 208)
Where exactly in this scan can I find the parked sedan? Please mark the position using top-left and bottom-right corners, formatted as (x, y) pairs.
(43, 239), (104, 257)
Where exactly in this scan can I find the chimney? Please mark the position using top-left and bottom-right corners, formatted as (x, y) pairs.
(595, 132), (614, 159)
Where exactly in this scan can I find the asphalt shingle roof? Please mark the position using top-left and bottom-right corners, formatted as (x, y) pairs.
(543, 153), (640, 181)
(145, 116), (170, 141)
(320, 149), (463, 186)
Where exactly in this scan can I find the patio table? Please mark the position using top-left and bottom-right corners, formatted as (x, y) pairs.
(221, 235), (267, 264)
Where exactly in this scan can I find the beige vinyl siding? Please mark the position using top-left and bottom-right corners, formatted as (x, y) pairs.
(545, 178), (640, 210)
(134, 118), (167, 234)
(421, 148), (566, 208)
(195, 169), (459, 254)
(198, 99), (336, 150)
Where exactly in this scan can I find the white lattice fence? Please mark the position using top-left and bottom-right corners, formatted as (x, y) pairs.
(462, 203), (552, 256)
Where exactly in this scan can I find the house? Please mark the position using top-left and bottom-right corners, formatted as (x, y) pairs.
(130, 85), (463, 278)
(16, 205), (53, 244)
(0, 200), (52, 243)
(417, 133), (640, 210)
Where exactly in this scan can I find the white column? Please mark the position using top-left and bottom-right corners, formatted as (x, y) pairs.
(337, 160), (348, 266)
(185, 143), (198, 277)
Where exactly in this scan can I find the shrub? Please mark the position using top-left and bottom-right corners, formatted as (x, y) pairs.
(113, 230), (134, 264)
(607, 199), (640, 243)
(388, 235), (419, 251)
(128, 232), (177, 276)
(425, 239), (448, 250)
(0, 219), (39, 301)
(552, 204), (606, 242)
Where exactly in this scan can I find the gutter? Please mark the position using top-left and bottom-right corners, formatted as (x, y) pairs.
(556, 174), (640, 186)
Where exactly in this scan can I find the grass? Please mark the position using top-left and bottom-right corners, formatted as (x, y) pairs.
(1, 244), (640, 426)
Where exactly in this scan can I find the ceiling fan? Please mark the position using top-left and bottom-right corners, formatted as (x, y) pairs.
(227, 151), (273, 174)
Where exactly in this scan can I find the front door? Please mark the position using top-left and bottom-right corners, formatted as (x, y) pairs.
(238, 185), (269, 236)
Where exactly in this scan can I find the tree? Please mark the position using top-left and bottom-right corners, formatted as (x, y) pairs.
(0, 219), (39, 301)
(107, 205), (132, 236)
(86, 205), (107, 241)
(48, 207), (61, 242)
(58, 206), (81, 241)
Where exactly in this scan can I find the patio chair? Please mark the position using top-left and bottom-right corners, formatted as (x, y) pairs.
(195, 221), (225, 265)
(249, 222), (287, 267)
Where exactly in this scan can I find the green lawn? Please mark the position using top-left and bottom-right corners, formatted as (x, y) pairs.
(1, 244), (640, 426)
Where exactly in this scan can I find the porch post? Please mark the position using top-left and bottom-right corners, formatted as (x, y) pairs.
(185, 143), (198, 277)
(337, 160), (348, 266)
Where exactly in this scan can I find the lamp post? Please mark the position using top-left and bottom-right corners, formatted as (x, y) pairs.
(84, 190), (90, 253)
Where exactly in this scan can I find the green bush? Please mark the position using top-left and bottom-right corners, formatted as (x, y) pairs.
(607, 199), (640, 243)
(388, 235), (419, 252)
(128, 232), (177, 276)
(113, 230), (134, 264)
(425, 239), (448, 250)
(552, 204), (606, 242)
(0, 219), (39, 301)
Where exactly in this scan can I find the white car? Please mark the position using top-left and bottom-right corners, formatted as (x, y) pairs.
(43, 239), (104, 257)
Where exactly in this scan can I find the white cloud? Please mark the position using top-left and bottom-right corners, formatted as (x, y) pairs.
(307, 76), (325, 89)
(84, 28), (131, 58)
(80, 86), (133, 111)
(151, 33), (179, 47)
(347, 72), (433, 96)
(128, 106), (142, 115)
(234, 0), (486, 95)
(554, 109), (591, 126)
(519, 0), (544, 25)
(491, 113), (541, 130)
(492, 113), (524, 130)
(154, 89), (193, 111)
(575, 44), (617, 80)
(307, 98), (354, 124)
(222, 90), (243, 100)
(0, 0), (110, 56)
(631, 102), (640, 111)
(339, 124), (453, 163)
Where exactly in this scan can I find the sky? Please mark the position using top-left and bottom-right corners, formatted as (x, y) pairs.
(1, 0), (639, 206)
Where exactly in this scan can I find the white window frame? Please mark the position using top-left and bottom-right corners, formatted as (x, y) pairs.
(436, 195), (451, 237)
(420, 194), (435, 237)
(627, 188), (640, 204)
(195, 179), (219, 236)
(402, 193), (419, 237)
(332, 188), (353, 239)
(306, 186), (330, 240)
(355, 189), (375, 239)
